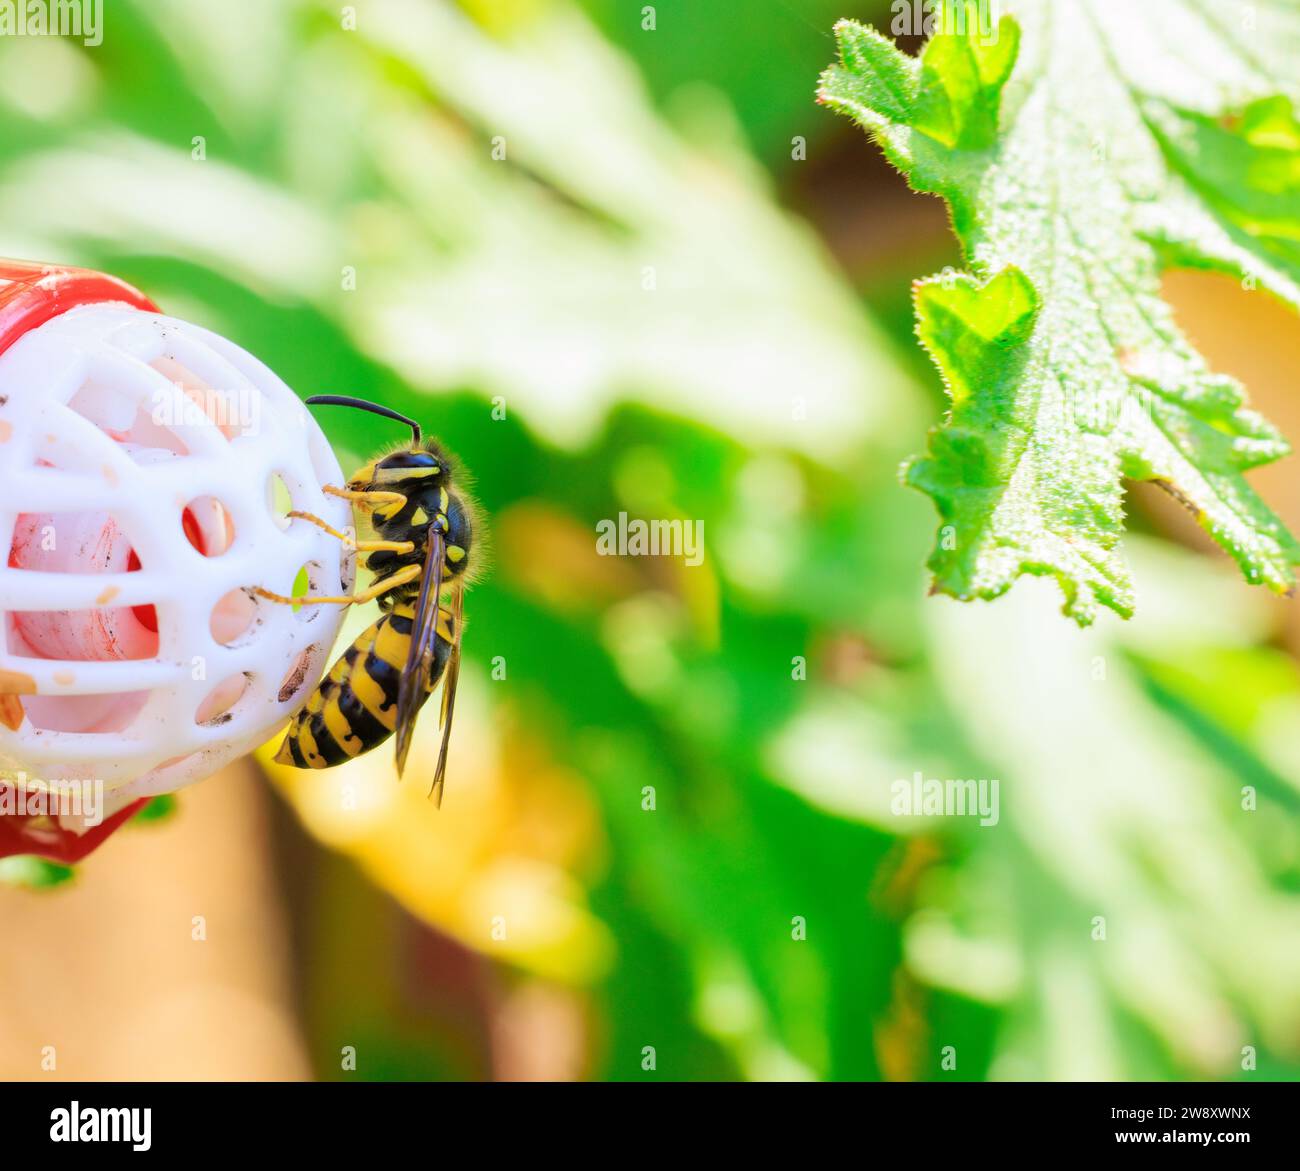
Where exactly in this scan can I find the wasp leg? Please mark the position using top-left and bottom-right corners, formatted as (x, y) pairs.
(287, 510), (415, 554)
(253, 563), (421, 607)
(323, 485), (407, 511)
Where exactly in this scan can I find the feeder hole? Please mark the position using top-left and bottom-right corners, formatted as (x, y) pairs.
(6, 511), (162, 650)
(182, 497), (235, 557)
(9, 511), (127, 575)
(195, 672), (252, 726)
(67, 379), (189, 457)
(125, 549), (159, 634)
(290, 562), (322, 620)
(210, 588), (258, 646)
(21, 689), (150, 734)
(8, 607), (159, 662)
(277, 647), (316, 703)
(268, 473), (293, 531)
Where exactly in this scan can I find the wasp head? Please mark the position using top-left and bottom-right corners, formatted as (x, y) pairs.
(351, 443), (453, 493)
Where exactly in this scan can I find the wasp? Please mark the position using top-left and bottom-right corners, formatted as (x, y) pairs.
(256, 395), (476, 804)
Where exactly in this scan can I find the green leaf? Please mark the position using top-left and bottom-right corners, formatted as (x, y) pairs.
(819, 0), (1300, 623)
(133, 793), (178, 823)
(0, 856), (75, 889)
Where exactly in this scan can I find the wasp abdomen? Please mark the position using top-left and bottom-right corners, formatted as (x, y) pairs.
(275, 602), (454, 770)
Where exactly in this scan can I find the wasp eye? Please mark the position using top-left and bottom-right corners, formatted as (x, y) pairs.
(380, 451), (439, 471)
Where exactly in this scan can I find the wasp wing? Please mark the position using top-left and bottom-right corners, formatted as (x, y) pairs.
(394, 527), (444, 779)
(429, 582), (464, 808)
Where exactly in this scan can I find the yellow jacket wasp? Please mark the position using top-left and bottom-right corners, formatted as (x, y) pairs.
(258, 395), (476, 805)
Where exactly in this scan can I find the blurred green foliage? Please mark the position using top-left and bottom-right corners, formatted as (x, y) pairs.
(133, 794), (178, 823)
(1, 0), (1299, 1081)
(0, 855), (75, 888)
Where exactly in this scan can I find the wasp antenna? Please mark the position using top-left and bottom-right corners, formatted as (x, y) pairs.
(306, 395), (421, 446)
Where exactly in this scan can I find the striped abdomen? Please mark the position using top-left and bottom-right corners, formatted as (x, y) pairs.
(274, 602), (454, 769)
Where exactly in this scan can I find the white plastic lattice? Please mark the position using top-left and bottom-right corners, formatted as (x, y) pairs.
(0, 302), (355, 818)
